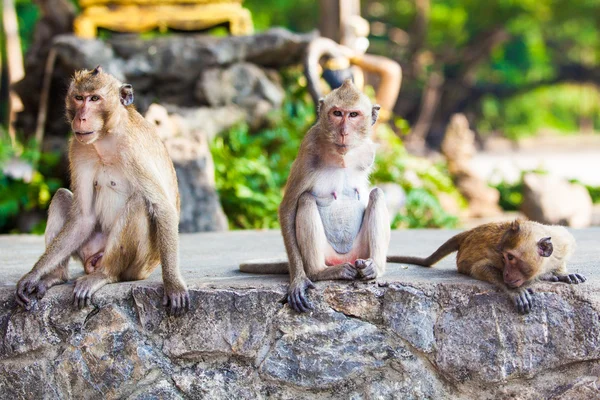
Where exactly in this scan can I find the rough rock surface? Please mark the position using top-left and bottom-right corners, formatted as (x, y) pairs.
(0, 229), (598, 399)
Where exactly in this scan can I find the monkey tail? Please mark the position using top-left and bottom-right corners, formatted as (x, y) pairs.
(239, 258), (289, 274)
(387, 231), (466, 267)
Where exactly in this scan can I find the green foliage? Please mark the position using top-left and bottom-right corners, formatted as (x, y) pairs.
(393, 188), (459, 229)
(365, 0), (600, 139)
(244, 0), (318, 33)
(585, 185), (600, 204)
(14, 0), (40, 54)
(210, 71), (314, 229)
(478, 84), (600, 139)
(373, 126), (462, 229)
(493, 180), (523, 211)
(0, 134), (62, 234)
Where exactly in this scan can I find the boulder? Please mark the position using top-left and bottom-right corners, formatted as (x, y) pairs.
(144, 104), (230, 232)
(521, 173), (593, 228)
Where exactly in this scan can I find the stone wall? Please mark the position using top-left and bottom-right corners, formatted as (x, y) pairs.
(1, 280), (598, 399)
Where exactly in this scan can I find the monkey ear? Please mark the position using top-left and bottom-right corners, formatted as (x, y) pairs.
(371, 104), (381, 126)
(510, 220), (520, 232)
(317, 98), (325, 118)
(537, 237), (553, 257)
(120, 84), (134, 106)
(92, 65), (103, 76)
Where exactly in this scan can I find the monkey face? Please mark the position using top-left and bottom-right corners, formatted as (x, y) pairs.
(66, 66), (134, 145)
(68, 92), (109, 144)
(326, 106), (369, 150)
(502, 251), (531, 288)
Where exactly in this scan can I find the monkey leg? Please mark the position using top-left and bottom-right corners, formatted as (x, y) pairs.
(296, 193), (362, 282)
(72, 195), (157, 309)
(354, 188), (391, 280)
(469, 261), (535, 314)
(16, 189), (73, 309)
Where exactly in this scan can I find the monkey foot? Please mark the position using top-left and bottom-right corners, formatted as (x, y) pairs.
(547, 273), (587, 284)
(354, 259), (377, 280)
(73, 273), (110, 309)
(511, 288), (535, 314)
(163, 283), (190, 316)
(287, 277), (315, 313)
(338, 263), (361, 280)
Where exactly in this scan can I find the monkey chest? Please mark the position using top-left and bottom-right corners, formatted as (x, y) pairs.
(311, 169), (368, 254)
(93, 165), (132, 230)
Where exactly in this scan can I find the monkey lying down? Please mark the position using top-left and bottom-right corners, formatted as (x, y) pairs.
(15, 66), (189, 315)
(388, 220), (586, 314)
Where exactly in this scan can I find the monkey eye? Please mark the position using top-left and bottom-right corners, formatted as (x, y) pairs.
(90, 95), (100, 101)
(333, 110), (343, 117)
(349, 112), (359, 117)
(75, 95), (84, 101)
(507, 254), (514, 261)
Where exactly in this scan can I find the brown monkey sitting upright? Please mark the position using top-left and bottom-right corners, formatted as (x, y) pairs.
(240, 79), (391, 312)
(388, 220), (585, 313)
(15, 66), (189, 314)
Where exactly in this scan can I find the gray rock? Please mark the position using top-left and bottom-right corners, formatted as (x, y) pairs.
(2, 229), (600, 399)
(198, 63), (284, 129)
(521, 173), (593, 227)
(383, 284), (439, 353)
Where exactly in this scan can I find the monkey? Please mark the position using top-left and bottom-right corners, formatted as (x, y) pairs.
(387, 220), (585, 313)
(239, 79), (391, 313)
(15, 66), (189, 315)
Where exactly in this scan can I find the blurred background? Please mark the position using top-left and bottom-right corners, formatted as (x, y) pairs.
(0, 0), (599, 234)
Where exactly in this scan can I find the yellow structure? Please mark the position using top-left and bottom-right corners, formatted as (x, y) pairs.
(74, 0), (253, 38)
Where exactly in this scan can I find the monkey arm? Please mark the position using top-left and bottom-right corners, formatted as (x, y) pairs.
(278, 160), (317, 312)
(279, 192), (308, 284)
(134, 165), (189, 314)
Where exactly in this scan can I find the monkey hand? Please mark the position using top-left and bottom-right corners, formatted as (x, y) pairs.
(354, 259), (377, 280)
(546, 273), (587, 284)
(287, 277), (315, 313)
(163, 280), (190, 316)
(15, 272), (43, 310)
(509, 287), (535, 314)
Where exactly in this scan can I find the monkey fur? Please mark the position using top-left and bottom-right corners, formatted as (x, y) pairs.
(240, 79), (391, 313)
(387, 220), (585, 313)
(15, 66), (189, 315)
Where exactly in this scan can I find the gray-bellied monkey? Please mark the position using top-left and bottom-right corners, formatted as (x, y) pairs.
(240, 79), (390, 312)
(15, 66), (189, 315)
